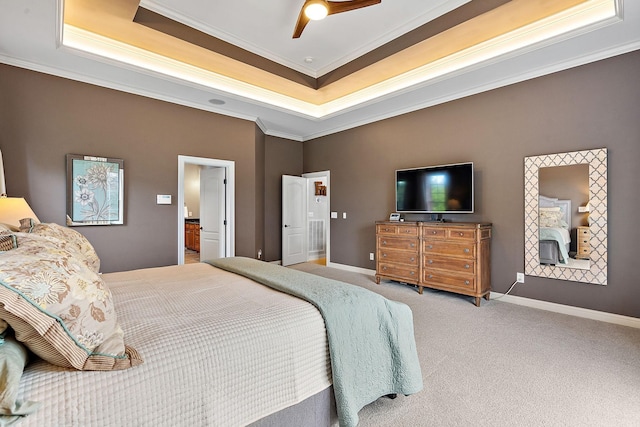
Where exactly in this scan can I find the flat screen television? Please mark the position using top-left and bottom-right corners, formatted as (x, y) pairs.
(396, 162), (474, 213)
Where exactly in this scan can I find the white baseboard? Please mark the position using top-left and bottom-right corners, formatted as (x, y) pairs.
(326, 262), (376, 276)
(490, 292), (640, 329)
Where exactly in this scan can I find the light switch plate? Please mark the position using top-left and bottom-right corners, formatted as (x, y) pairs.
(331, 211), (338, 219)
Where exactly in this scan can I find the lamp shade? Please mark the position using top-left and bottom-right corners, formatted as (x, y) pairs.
(0, 197), (40, 230)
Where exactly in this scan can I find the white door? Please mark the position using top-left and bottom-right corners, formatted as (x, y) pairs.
(200, 167), (226, 260)
(282, 175), (307, 266)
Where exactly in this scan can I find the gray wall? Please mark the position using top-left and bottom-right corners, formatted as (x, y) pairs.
(264, 136), (304, 261)
(304, 50), (640, 318)
(0, 64), (264, 273)
(2, 49), (639, 317)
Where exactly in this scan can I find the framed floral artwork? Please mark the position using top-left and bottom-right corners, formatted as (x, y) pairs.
(66, 154), (124, 226)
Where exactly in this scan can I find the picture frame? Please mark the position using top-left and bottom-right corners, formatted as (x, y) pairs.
(66, 154), (124, 226)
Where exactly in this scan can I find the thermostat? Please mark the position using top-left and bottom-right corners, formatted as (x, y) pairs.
(156, 195), (172, 205)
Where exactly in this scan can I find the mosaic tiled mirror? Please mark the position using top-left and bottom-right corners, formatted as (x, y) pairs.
(524, 148), (607, 285)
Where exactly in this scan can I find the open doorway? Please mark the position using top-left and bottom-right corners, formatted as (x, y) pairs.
(282, 171), (330, 266)
(177, 156), (235, 265)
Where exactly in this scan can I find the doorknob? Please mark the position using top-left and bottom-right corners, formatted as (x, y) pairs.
(284, 224), (289, 227)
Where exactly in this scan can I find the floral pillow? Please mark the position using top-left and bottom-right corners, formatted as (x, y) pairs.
(19, 222), (100, 273)
(539, 207), (565, 228)
(0, 236), (142, 370)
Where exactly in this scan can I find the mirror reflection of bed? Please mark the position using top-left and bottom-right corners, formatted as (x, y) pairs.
(538, 164), (590, 270)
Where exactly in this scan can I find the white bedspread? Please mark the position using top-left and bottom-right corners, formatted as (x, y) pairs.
(17, 263), (331, 426)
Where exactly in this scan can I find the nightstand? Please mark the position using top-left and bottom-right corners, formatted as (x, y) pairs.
(576, 226), (590, 260)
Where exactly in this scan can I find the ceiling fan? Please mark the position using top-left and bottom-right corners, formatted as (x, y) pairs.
(293, 0), (382, 39)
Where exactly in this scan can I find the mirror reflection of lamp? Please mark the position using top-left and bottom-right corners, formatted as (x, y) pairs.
(578, 202), (590, 224)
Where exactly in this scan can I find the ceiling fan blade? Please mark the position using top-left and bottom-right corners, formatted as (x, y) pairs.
(327, 0), (381, 16)
(292, 5), (311, 39)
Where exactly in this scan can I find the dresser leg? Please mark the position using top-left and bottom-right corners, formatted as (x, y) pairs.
(375, 275), (380, 284)
(484, 293), (490, 301)
(418, 286), (423, 295)
(474, 297), (481, 307)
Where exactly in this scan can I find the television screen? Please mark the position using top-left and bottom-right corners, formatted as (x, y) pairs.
(396, 162), (474, 213)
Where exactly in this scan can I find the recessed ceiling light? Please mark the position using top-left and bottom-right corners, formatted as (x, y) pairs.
(304, 57), (314, 63)
(208, 98), (226, 105)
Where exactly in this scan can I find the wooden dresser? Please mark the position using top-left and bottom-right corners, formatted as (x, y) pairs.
(376, 221), (492, 306)
(375, 222), (420, 287)
(575, 226), (590, 260)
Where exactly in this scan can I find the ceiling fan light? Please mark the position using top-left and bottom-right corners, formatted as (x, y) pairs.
(304, 2), (328, 21)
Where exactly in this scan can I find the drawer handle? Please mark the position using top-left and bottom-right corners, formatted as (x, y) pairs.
(410, 243), (415, 248)
(382, 240), (387, 245)
(464, 264), (470, 269)
(410, 272), (415, 275)
(458, 232), (464, 236)
(410, 257), (415, 262)
(426, 245), (433, 249)
(404, 230), (412, 233)
(383, 266), (387, 271)
(431, 231), (437, 235)
(427, 274), (433, 279)
(465, 280), (470, 285)
(384, 228), (390, 232)
(428, 260), (433, 264)
(464, 248), (470, 253)
(382, 253), (387, 257)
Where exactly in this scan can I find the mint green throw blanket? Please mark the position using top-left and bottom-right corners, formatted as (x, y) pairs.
(207, 257), (423, 427)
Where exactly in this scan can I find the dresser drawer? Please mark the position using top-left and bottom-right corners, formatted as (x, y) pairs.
(423, 255), (475, 274)
(421, 228), (446, 239)
(578, 227), (590, 238)
(378, 263), (419, 282)
(376, 224), (419, 237)
(577, 246), (590, 256)
(577, 237), (590, 248)
(446, 228), (476, 241)
(377, 224), (399, 235)
(422, 240), (475, 258)
(422, 270), (475, 291)
(378, 250), (419, 266)
(378, 236), (418, 251)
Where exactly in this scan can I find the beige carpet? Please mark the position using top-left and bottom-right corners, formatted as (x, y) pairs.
(290, 262), (640, 427)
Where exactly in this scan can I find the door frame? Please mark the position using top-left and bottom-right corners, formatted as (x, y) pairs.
(177, 155), (235, 265)
(302, 170), (330, 265)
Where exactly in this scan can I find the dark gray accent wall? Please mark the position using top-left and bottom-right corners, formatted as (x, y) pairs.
(0, 64), (264, 273)
(304, 50), (640, 318)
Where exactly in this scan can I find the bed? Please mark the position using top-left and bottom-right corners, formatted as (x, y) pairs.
(0, 222), (423, 427)
(538, 195), (572, 265)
